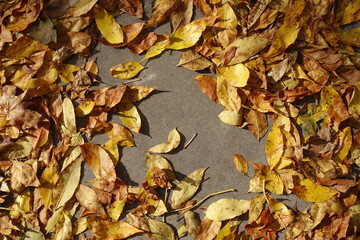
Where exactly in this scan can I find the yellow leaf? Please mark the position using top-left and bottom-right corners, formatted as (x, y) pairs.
(75, 101), (95, 116)
(248, 195), (266, 223)
(87, 215), (143, 239)
(267, 195), (294, 226)
(147, 218), (176, 240)
(105, 123), (135, 147)
(217, 64), (249, 88)
(94, 6), (124, 44)
(334, 127), (352, 163)
(80, 143), (116, 184)
(265, 169), (284, 194)
(341, 0), (360, 25)
(205, 198), (250, 221)
(107, 199), (126, 221)
(339, 28), (360, 48)
(265, 0), (307, 57)
(147, 198), (168, 216)
(233, 153), (248, 175)
(102, 139), (120, 166)
(147, 0), (182, 27)
(293, 179), (338, 202)
(61, 97), (77, 135)
(58, 64), (80, 84)
(218, 109), (243, 126)
(63, 0), (97, 17)
(171, 168), (207, 209)
(110, 61), (145, 79)
(119, 103), (141, 133)
(75, 184), (106, 217)
(219, 36), (270, 65)
(266, 123), (284, 170)
(56, 157), (82, 209)
(216, 77), (241, 112)
(166, 18), (207, 50)
(121, 85), (156, 103)
(146, 128), (181, 153)
(144, 34), (170, 59)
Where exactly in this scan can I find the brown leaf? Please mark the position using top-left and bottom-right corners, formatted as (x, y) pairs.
(147, 0), (182, 27)
(11, 160), (40, 187)
(194, 75), (219, 103)
(128, 32), (158, 54)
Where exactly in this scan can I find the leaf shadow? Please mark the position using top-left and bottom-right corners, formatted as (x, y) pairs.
(116, 147), (139, 186)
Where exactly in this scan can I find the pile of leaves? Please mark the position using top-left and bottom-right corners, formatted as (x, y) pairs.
(0, 0), (360, 239)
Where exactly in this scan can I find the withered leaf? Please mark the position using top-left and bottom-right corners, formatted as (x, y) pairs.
(146, 128), (181, 153)
(110, 61), (145, 79)
(171, 167), (207, 209)
(205, 198), (250, 221)
(87, 215), (143, 239)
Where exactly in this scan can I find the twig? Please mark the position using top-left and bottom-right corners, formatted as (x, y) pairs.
(184, 133), (197, 149)
(122, 78), (142, 85)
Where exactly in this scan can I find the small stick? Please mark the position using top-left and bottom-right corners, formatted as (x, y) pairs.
(184, 133), (197, 149)
(123, 78), (142, 85)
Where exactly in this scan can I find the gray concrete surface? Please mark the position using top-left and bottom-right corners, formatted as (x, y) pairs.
(80, 2), (307, 238)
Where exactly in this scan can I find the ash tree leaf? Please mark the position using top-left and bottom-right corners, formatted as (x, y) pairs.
(245, 110), (268, 140)
(266, 123), (284, 170)
(80, 142), (116, 184)
(146, 128), (181, 153)
(265, 0), (307, 57)
(248, 195), (266, 223)
(118, 102), (141, 133)
(75, 101), (95, 116)
(196, 217), (221, 240)
(147, 0), (182, 27)
(194, 75), (218, 103)
(87, 215), (143, 239)
(144, 34), (170, 59)
(293, 179), (338, 202)
(218, 109), (243, 126)
(110, 61), (145, 79)
(171, 167), (208, 209)
(10, 160), (40, 187)
(166, 18), (207, 50)
(94, 6), (124, 44)
(233, 153), (248, 175)
(56, 156), (82, 209)
(184, 211), (201, 238)
(205, 198), (250, 221)
(63, 0), (97, 17)
(75, 184), (107, 217)
(219, 36), (270, 65)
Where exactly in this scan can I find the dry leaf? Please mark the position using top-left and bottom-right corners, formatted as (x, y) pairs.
(146, 128), (181, 153)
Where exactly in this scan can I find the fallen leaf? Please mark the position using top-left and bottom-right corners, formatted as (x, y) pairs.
(56, 156), (82, 209)
(94, 6), (124, 44)
(293, 179), (338, 202)
(218, 109), (243, 126)
(118, 103), (141, 133)
(63, 0), (97, 17)
(265, 123), (284, 170)
(87, 215), (143, 239)
(166, 18), (207, 50)
(110, 61), (145, 79)
(184, 211), (201, 238)
(194, 75), (218, 103)
(80, 143), (116, 185)
(146, 128), (181, 153)
(205, 198), (250, 221)
(147, 0), (182, 27)
(75, 184), (106, 217)
(233, 154), (248, 175)
(171, 167), (207, 209)
(196, 217), (221, 240)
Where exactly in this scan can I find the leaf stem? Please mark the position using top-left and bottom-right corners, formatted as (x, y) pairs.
(184, 133), (197, 149)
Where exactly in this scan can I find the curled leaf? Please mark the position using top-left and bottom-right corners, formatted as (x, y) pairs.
(146, 128), (181, 153)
